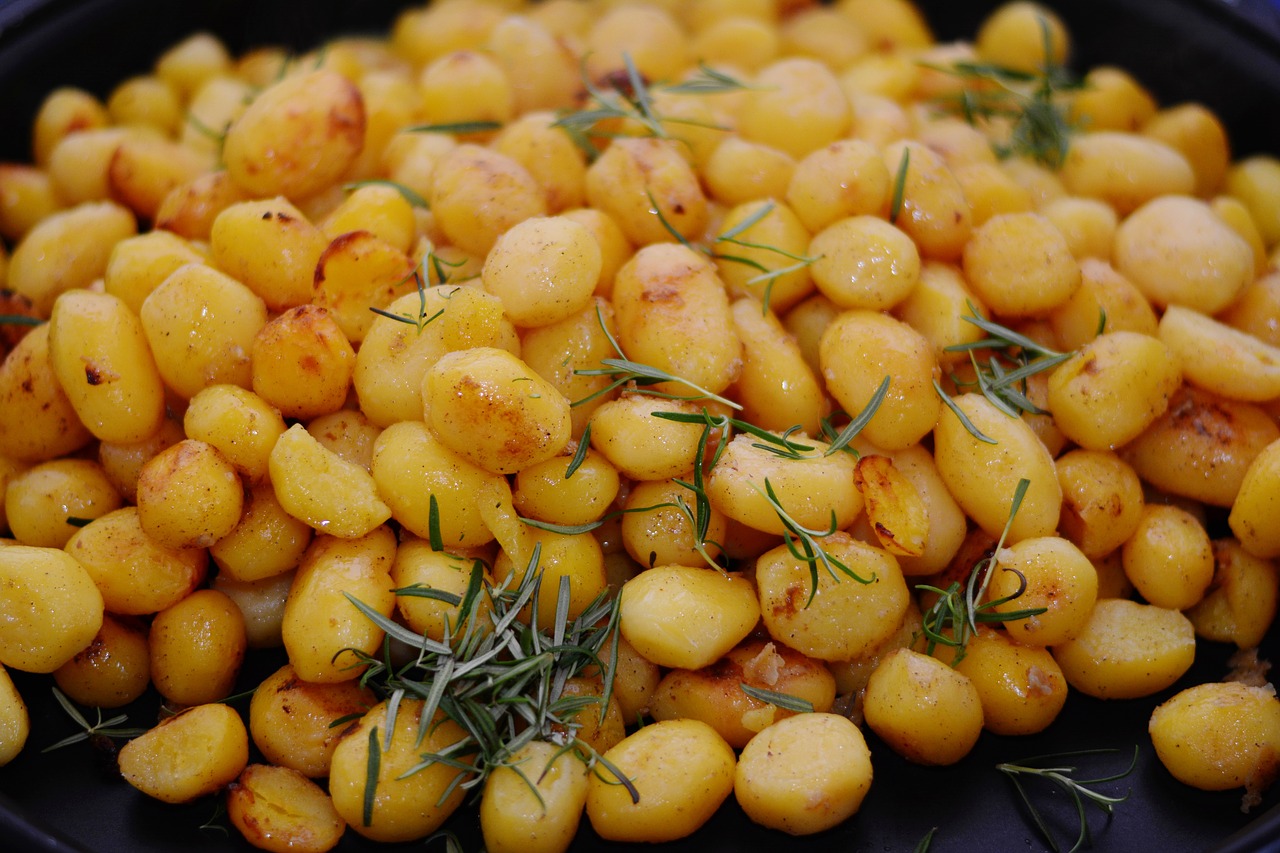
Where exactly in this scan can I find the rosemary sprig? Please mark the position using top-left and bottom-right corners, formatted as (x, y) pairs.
(739, 684), (814, 714)
(343, 545), (633, 820)
(342, 178), (429, 209)
(915, 478), (1046, 663)
(889, 147), (910, 224)
(758, 479), (875, 606)
(925, 18), (1081, 168)
(662, 62), (756, 96)
(405, 120), (504, 136)
(42, 687), (147, 753)
(998, 747), (1138, 853)
(571, 303), (741, 410)
(0, 315), (42, 327)
(368, 261), (460, 333)
(709, 200), (822, 314)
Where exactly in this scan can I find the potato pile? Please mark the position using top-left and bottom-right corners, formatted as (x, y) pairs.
(2, 0), (1280, 850)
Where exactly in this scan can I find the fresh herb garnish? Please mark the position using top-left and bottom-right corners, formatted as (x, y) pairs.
(0, 315), (41, 327)
(342, 179), (429, 209)
(998, 747), (1137, 853)
(889, 147), (910, 224)
(708, 200), (822, 314)
(42, 687), (147, 753)
(739, 684), (814, 714)
(915, 478), (1046, 662)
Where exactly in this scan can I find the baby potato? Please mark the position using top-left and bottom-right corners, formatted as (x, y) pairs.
(223, 69), (364, 200)
(621, 478), (727, 569)
(583, 136), (708, 247)
(755, 532), (909, 662)
(252, 305), (356, 421)
(1159, 304), (1280, 403)
(650, 639), (837, 749)
(619, 565), (759, 670)
(155, 169), (250, 242)
(210, 197), (329, 312)
(136, 438), (243, 550)
(249, 662), (377, 778)
(0, 323), (94, 463)
(48, 289), (167, 444)
(329, 699), (472, 843)
(1122, 386), (1280, 508)
(1053, 598), (1196, 699)
(891, 262), (987, 366)
(183, 384), (287, 486)
(118, 703), (249, 804)
(8, 200), (136, 316)
(481, 215), (601, 328)
(270, 424), (392, 539)
(390, 537), (493, 643)
(1060, 131), (1195, 215)
(52, 613), (150, 709)
(786, 138), (891, 233)
(734, 713), (873, 835)
(1055, 449), (1146, 559)
(1121, 504), (1214, 611)
(150, 588), (247, 706)
(1149, 682), (1280, 797)
(863, 647), (983, 766)
(1230, 438), (1280, 558)
(586, 718), (736, 843)
(1186, 539), (1280, 649)
(987, 536), (1098, 647)
(880, 140), (973, 261)
(226, 764), (346, 853)
(810, 215), (920, 312)
(4, 458), (122, 548)
(313, 230), (416, 345)
(514, 448), (620, 528)
(854, 453), (929, 558)
(431, 143), (548, 256)
(65, 506), (207, 615)
(729, 298), (825, 437)
(0, 545), (103, 673)
(281, 527), (397, 683)
(962, 212), (1080, 317)
(953, 626), (1069, 736)
(423, 346), (571, 475)
(480, 740), (589, 853)
(103, 229), (210, 316)
(211, 570), (293, 650)
(714, 200), (815, 315)
(0, 664), (29, 766)
(587, 394), (708, 482)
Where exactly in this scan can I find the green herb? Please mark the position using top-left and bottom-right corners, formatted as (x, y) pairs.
(427, 494), (445, 552)
(998, 747), (1137, 853)
(914, 827), (938, 853)
(708, 201), (822, 314)
(362, 725), (382, 827)
(343, 545), (632, 814)
(198, 801), (229, 836)
(0, 315), (41, 327)
(661, 63), (755, 95)
(926, 17), (1080, 168)
(915, 478), (1046, 663)
(42, 687), (147, 753)
(944, 300), (1074, 420)
(368, 262), (459, 333)
(758, 478), (875, 607)
(65, 516), (93, 528)
(342, 178), (429, 209)
(564, 428), (592, 479)
(572, 303), (741, 410)
(739, 684), (814, 714)
(406, 120), (505, 135)
(889, 146), (910, 224)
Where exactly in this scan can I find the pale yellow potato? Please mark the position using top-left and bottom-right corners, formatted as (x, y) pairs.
(155, 32), (232, 100)
(1055, 449), (1145, 559)
(281, 527), (396, 683)
(819, 308), (939, 450)
(952, 625), (1068, 736)
(354, 284), (519, 427)
(737, 57), (850, 159)
(270, 424), (392, 539)
(962, 212), (1080, 317)
(785, 138), (890, 233)
(390, 0), (506, 65)
(208, 480), (311, 583)
(702, 136), (795, 207)
(210, 197), (329, 312)
(321, 183), (416, 252)
(891, 262), (986, 365)
(183, 385), (287, 486)
(252, 306), (356, 422)
(423, 346), (571, 475)
(1053, 598), (1195, 699)
(582, 136), (708, 247)
(1186, 539), (1280, 649)
(481, 215), (601, 328)
(1122, 386), (1280, 508)
(1060, 131), (1195, 215)
(52, 612), (150, 709)
(1068, 65), (1157, 132)
(514, 447), (620, 527)
(431, 143), (548, 256)
(868, 444), (967, 577)
(650, 639), (836, 749)
(103, 229), (210, 316)
(551, 675), (626, 755)
(486, 18), (579, 114)
(734, 712), (872, 835)
(223, 69), (364, 200)
(863, 647), (983, 766)
(987, 535), (1098, 647)
(621, 478), (727, 569)
(690, 15), (779, 70)
(65, 506), (206, 615)
(150, 588), (247, 706)
(728, 298), (825, 437)
(880, 140), (972, 261)
(612, 242), (743, 400)
(0, 323), (93, 463)
(584, 3), (689, 84)
(1039, 196), (1118, 260)
(4, 458), (122, 548)
(211, 570), (293, 650)
(588, 393), (716, 482)
(108, 135), (212, 221)
(418, 47), (514, 129)
(1045, 331), (1182, 451)
(180, 75), (254, 158)
(933, 392), (1062, 543)
(136, 439), (243, 550)
(305, 409), (381, 473)
(713, 200), (816, 315)
(155, 169), (251, 242)
(1047, 257), (1158, 351)
(226, 764), (346, 853)
(1226, 154), (1280, 247)
(329, 699), (472, 843)
(480, 740), (588, 853)
(1230, 438), (1280, 558)
(755, 532), (909, 661)
(491, 520), (608, 627)
(46, 127), (144, 206)
(118, 703), (249, 804)
(0, 545), (103, 673)
(1122, 504), (1214, 611)
(390, 537), (493, 643)
(106, 73), (182, 135)
(0, 664), (29, 766)
(139, 263), (266, 399)
(1159, 305), (1280, 403)
(30, 86), (109, 170)
(586, 718), (736, 843)
(0, 163), (61, 242)
(619, 565), (759, 670)
(809, 215), (920, 312)
(1149, 682), (1280, 795)
(248, 662), (376, 779)
(705, 432), (861, 537)
(47, 289), (166, 444)
(1113, 194), (1254, 313)
(951, 160), (1034, 225)
(313, 230), (416, 345)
